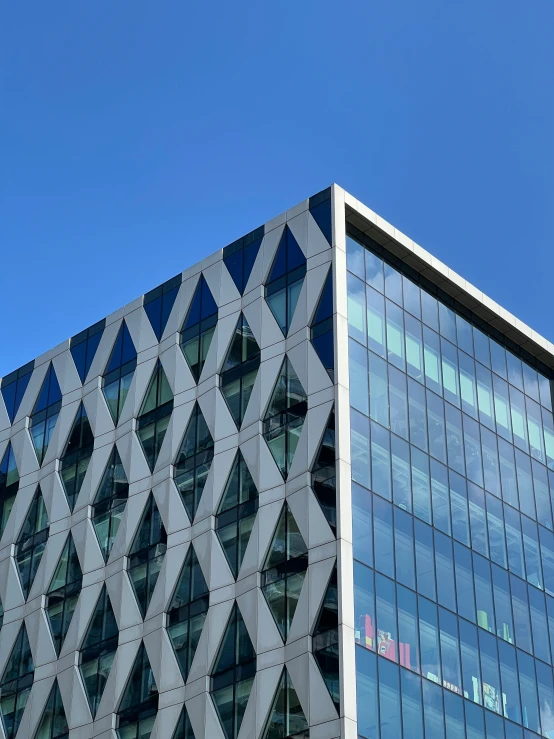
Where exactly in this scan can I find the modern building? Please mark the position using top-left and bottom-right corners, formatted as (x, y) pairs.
(0, 186), (553, 739)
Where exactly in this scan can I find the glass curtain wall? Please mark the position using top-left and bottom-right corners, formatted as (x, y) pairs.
(347, 231), (554, 739)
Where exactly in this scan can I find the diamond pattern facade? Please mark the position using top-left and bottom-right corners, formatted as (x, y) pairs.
(0, 186), (345, 739)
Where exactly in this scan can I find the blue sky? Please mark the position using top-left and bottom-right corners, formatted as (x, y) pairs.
(1, 1), (553, 377)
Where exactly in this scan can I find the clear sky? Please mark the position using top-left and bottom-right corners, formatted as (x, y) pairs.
(1, 1), (553, 377)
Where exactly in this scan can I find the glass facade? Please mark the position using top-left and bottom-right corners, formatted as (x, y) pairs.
(127, 495), (167, 617)
(347, 232), (554, 739)
(15, 487), (49, 599)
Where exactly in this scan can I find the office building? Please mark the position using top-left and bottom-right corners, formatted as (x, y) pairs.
(0, 185), (553, 739)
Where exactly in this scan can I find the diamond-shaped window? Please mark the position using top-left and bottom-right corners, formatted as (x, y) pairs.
(261, 503), (308, 640)
(210, 602), (256, 739)
(59, 402), (94, 511)
(262, 668), (309, 739)
(263, 357), (307, 479)
(180, 275), (218, 382)
(220, 314), (261, 428)
(309, 187), (332, 245)
(34, 679), (68, 739)
(117, 643), (158, 739)
(46, 533), (82, 655)
(127, 495), (167, 617)
(310, 266), (334, 381)
(265, 225), (306, 336)
(80, 586), (119, 716)
(29, 363), (62, 465)
(172, 707), (196, 739)
(137, 361), (174, 471)
(70, 320), (105, 383)
(223, 227), (263, 295)
(15, 486), (49, 599)
(0, 624), (34, 739)
(174, 404), (214, 522)
(311, 406), (336, 532)
(144, 274), (181, 341)
(0, 361), (33, 424)
(0, 442), (18, 538)
(102, 321), (137, 425)
(312, 564), (339, 712)
(167, 545), (209, 681)
(92, 447), (129, 561)
(215, 451), (258, 578)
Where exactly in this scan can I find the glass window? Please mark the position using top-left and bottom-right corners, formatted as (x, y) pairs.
(263, 668), (309, 739)
(352, 482), (373, 568)
(473, 328), (491, 369)
(367, 285), (387, 357)
(445, 402), (465, 476)
(210, 603), (256, 739)
(374, 496), (395, 579)
(431, 459), (451, 535)
(127, 495), (167, 617)
(378, 658), (402, 739)
(421, 291), (439, 333)
(460, 351), (478, 419)
(354, 562), (376, 652)
(223, 229), (263, 295)
(479, 630), (502, 715)
(389, 366), (409, 441)
(491, 564), (514, 644)
(444, 690), (466, 739)
(418, 596), (440, 684)
(0, 362), (33, 424)
(166, 546), (209, 681)
(528, 586), (550, 665)
(521, 515), (542, 589)
(117, 643), (158, 739)
(384, 264), (403, 306)
(423, 325), (443, 396)
(392, 434), (412, 512)
(411, 447), (431, 523)
(59, 402), (94, 510)
(136, 362), (174, 472)
(482, 426), (501, 497)
(457, 315), (474, 357)
(510, 575), (533, 654)
(459, 618), (482, 704)
(450, 471), (470, 547)
(435, 531), (456, 612)
(101, 322), (137, 425)
(517, 650), (541, 734)
(439, 607), (462, 695)
(535, 659), (554, 739)
(29, 363), (63, 464)
(263, 356), (308, 480)
(91, 447), (129, 561)
(487, 493), (507, 568)
(415, 519), (435, 601)
(477, 363), (496, 431)
(454, 541), (476, 624)
(216, 452), (258, 577)
(261, 503), (308, 640)
(504, 505), (525, 578)
(371, 422), (392, 502)
(174, 403), (215, 521)
(394, 506), (415, 589)
(531, 459), (552, 530)
(15, 487), (49, 599)
(401, 668), (424, 739)
(398, 585), (420, 673)
(369, 353), (389, 427)
(351, 409), (371, 491)
(406, 314), (424, 383)
(356, 646), (378, 739)
(473, 552), (495, 633)
(466, 701), (486, 739)
(439, 304), (457, 345)
(143, 275), (180, 341)
(464, 416), (484, 488)
(220, 314), (261, 427)
(349, 339), (369, 415)
(0, 626), (34, 739)
(423, 676), (445, 739)
(0, 442), (18, 538)
(376, 574), (398, 663)
(427, 390), (447, 464)
(46, 534), (82, 655)
(79, 587), (118, 716)
(385, 300), (405, 372)
(442, 339), (461, 408)
(403, 276), (421, 320)
(348, 273), (367, 345)
(469, 483), (489, 557)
